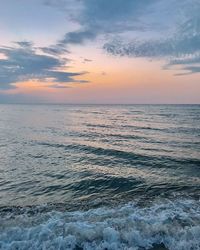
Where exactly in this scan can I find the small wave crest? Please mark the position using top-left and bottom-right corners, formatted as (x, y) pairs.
(36, 141), (200, 169)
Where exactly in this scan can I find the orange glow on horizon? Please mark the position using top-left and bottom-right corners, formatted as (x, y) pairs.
(1, 46), (200, 104)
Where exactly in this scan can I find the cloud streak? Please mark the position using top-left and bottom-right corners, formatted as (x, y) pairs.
(0, 42), (88, 89)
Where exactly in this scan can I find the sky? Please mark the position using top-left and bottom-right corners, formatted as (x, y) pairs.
(0, 0), (200, 104)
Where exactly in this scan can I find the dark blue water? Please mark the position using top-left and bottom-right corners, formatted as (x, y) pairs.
(0, 104), (199, 249)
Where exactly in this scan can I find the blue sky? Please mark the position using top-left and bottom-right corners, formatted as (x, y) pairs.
(0, 0), (200, 103)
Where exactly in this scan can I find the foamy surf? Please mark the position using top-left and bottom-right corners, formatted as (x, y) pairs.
(0, 199), (199, 250)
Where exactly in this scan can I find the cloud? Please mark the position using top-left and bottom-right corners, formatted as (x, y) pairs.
(82, 58), (92, 64)
(14, 41), (34, 48)
(84, 58), (92, 62)
(103, 31), (200, 59)
(44, 0), (157, 47)
(168, 55), (200, 66)
(0, 42), (88, 89)
(61, 29), (96, 45)
(45, 0), (200, 74)
(40, 45), (69, 56)
(174, 66), (200, 75)
(103, 0), (200, 73)
(78, 0), (149, 31)
(1, 0), (198, 92)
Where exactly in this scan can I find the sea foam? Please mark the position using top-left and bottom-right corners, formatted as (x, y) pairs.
(0, 199), (199, 250)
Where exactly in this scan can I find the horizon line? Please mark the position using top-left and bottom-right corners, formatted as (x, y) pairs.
(0, 103), (199, 105)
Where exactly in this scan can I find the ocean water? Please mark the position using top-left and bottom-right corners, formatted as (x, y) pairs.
(0, 104), (199, 250)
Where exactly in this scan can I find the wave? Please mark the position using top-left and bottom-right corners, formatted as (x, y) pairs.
(36, 141), (200, 168)
(0, 198), (199, 250)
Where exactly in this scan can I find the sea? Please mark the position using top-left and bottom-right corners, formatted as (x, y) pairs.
(0, 104), (199, 250)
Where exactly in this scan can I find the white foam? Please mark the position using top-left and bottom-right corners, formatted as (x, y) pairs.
(0, 199), (200, 250)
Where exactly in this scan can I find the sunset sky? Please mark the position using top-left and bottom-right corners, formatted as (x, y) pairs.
(0, 0), (200, 104)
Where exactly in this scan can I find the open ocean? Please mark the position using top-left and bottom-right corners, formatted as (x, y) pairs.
(0, 104), (199, 250)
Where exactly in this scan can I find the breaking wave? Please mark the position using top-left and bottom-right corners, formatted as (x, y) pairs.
(0, 198), (200, 250)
